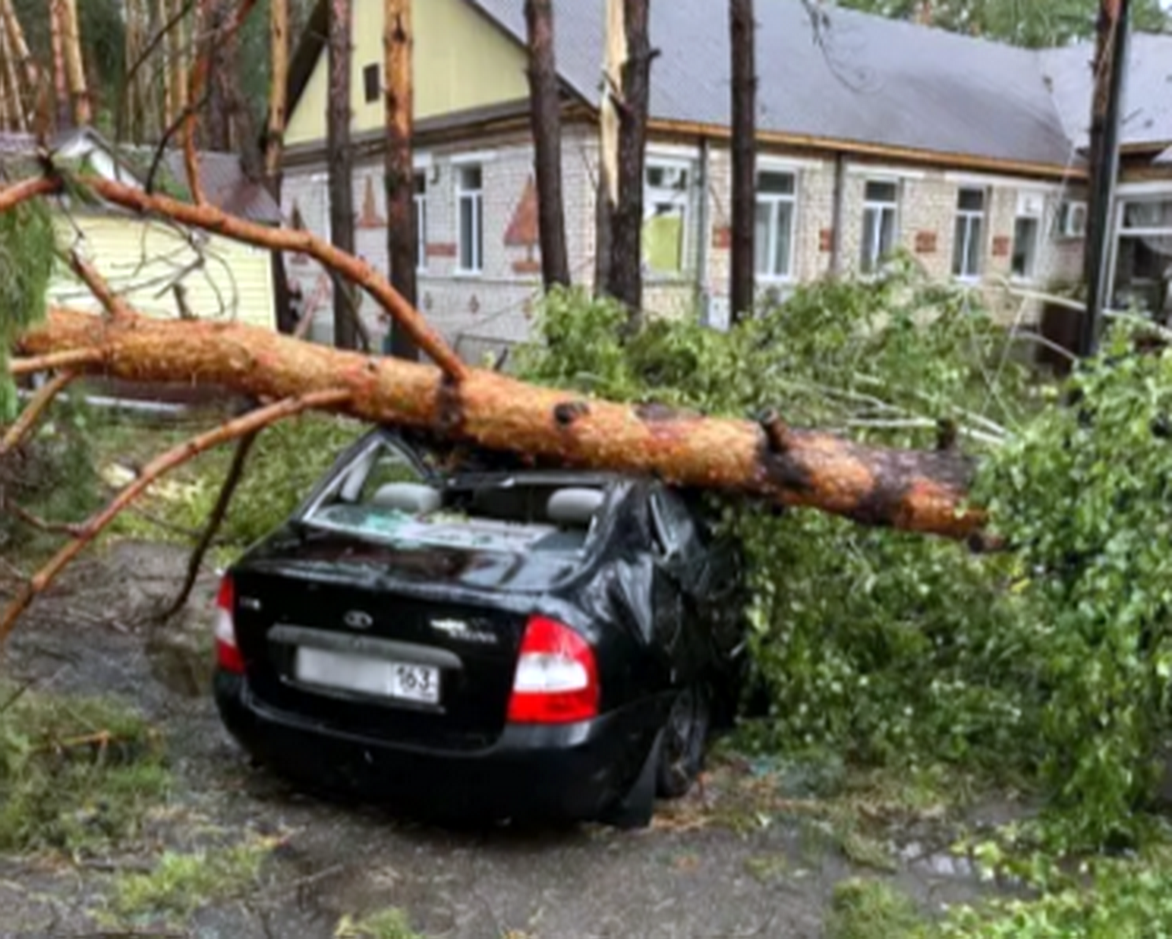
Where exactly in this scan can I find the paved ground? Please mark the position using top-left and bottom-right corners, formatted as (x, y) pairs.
(0, 542), (999, 939)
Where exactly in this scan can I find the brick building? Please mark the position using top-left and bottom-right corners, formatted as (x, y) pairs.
(282, 0), (1172, 359)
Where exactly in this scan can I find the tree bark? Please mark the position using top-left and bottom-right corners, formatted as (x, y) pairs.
(49, 0), (70, 130)
(268, 0), (294, 334)
(200, 0), (232, 150)
(524, 0), (571, 291)
(729, 0), (756, 324)
(607, 0), (653, 329)
(60, 0), (89, 126)
(384, 0), (419, 360)
(328, 0), (359, 350)
(17, 308), (986, 543)
(594, 0), (624, 298)
(266, 0), (289, 180)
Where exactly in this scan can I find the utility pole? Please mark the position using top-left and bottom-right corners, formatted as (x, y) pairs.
(729, 0), (757, 325)
(1079, 0), (1131, 358)
(328, 0), (359, 350)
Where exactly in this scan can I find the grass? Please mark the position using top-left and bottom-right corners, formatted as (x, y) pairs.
(0, 682), (169, 855)
(825, 878), (927, 939)
(107, 839), (272, 924)
(335, 908), (427, 939)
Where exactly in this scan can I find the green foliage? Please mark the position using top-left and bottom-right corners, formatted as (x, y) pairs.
(836, 0), (1169, 47)
(826, 878), (927, 939)
(0, 684), (168, 854)
(109, 840), (271, 923)
(335, 908), (427, 939)
(521, 271), (1042, 773)
(976, 326), (1172, 848)
(0, 197), (55, 419)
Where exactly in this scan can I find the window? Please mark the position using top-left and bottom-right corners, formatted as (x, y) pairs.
(643, 161), (691, 276)
(363, 64), (380, 104)
(861, 180), (898, 273)
(1011, 192), (1045, 281)
(952, 187), (986, 279)
(755, 170), (796, 280)
(1112, 196), (1172, 318)
(1055, 200), (1088, 239)
(413, 173), (427, 272)
(457, 165), (483, 274)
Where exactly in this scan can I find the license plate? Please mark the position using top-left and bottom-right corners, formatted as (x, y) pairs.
(294, 647), (440, 705)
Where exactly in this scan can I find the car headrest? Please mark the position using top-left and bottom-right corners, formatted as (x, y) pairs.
(547, 488), (605, 528)
(370, 483), (442, 515)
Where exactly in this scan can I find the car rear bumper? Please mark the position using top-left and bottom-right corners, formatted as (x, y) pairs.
(214, 670), (668, 822)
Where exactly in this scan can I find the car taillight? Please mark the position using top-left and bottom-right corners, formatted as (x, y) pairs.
(214, 575), (244, 674)
(507, 616), (599, 724)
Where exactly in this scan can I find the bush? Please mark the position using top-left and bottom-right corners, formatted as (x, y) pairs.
(519, 273), (1044, 775)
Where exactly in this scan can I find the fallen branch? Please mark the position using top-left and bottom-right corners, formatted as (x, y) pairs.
(19, 308), (985, 540)
(159, 426), (258, 620)
(0, 387), (352, 643)
(9, 348), (103, 376)
(0, 175), (58, 213)
(66, 251), (135, 320)
(1, 500), (84, 537)
(0, 369), (76, 454)
(80, 176), (466, 379)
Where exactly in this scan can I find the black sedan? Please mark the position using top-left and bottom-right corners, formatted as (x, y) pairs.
(213, 428), (746, 826)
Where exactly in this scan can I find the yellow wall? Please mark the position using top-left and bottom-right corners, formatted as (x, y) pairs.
(286, 0), (530, 146)
(49, 215), (276, 329)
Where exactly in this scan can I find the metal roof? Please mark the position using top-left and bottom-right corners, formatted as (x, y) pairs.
(469, 0), (1172, 166)
(1040, 33), (1172, 153)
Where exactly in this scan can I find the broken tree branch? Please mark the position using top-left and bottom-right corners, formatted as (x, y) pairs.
(79, 175), (467, 379)
(0, 387), (352, 643)
(66, 252), (135, 320)
(159, 426), (258, 620)
(18, 309), (986, 542)
(0, 370), (76, 455)
(9, 348), (104, 376)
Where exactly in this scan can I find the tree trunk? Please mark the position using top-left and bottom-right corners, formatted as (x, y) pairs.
(268, 0), (294, 334)
(0, 1), (27, 131)
(729, 0), (756, 324)
(170, 0), (190, 130)
(266, 0), (289, 180)
(384, 0), (419, 360)
(49, 0), (70, 130)
(524, 0), (571, 291)
(327, 0), (358, 349)
(201, 0), (232, 150)
(607, 0), (652, 329)
(594, 0), (624, 298)
(60, 0), (89, 126)
(17, 307), (986, 543)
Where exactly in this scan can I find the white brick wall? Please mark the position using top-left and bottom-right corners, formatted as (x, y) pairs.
(282, 130), (1091, 354)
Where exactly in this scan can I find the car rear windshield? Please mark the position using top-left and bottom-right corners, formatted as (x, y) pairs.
(302, 438), (606, 555)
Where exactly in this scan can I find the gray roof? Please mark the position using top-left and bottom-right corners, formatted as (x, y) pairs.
(471, 0), (1172, 167)
(1041, 33), (1172, 152)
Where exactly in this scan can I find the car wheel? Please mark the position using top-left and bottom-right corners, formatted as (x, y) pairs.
(656, 685), (710, 799)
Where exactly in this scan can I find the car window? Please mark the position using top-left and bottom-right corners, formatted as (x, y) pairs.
(649, 489), (698, 561)
(356, 446), (424, 504)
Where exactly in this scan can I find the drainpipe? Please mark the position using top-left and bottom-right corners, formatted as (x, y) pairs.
(830, 152), (847, 276)
(695, 137), (712, 316)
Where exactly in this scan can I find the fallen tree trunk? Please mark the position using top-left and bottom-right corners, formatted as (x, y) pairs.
(17, 308), (985, 541)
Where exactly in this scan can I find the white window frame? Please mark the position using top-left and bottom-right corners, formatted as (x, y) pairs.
(1108, 192), (1172, 313)
(642, 157), (693, 278)
(413, 172), (427, 273)
(1054, 199), (1088, 240)
(1011, 191), (1045, 282)
(953, 187), (987, 281)
(456, 164), (484, 276)
(755, 168), (798, 283)
(860, 178), (899, 274)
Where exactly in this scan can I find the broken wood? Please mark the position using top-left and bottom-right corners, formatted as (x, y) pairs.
(0, 370), (76, 456)
(16, 309), (986, 548)
(0, 387), (352, 642)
